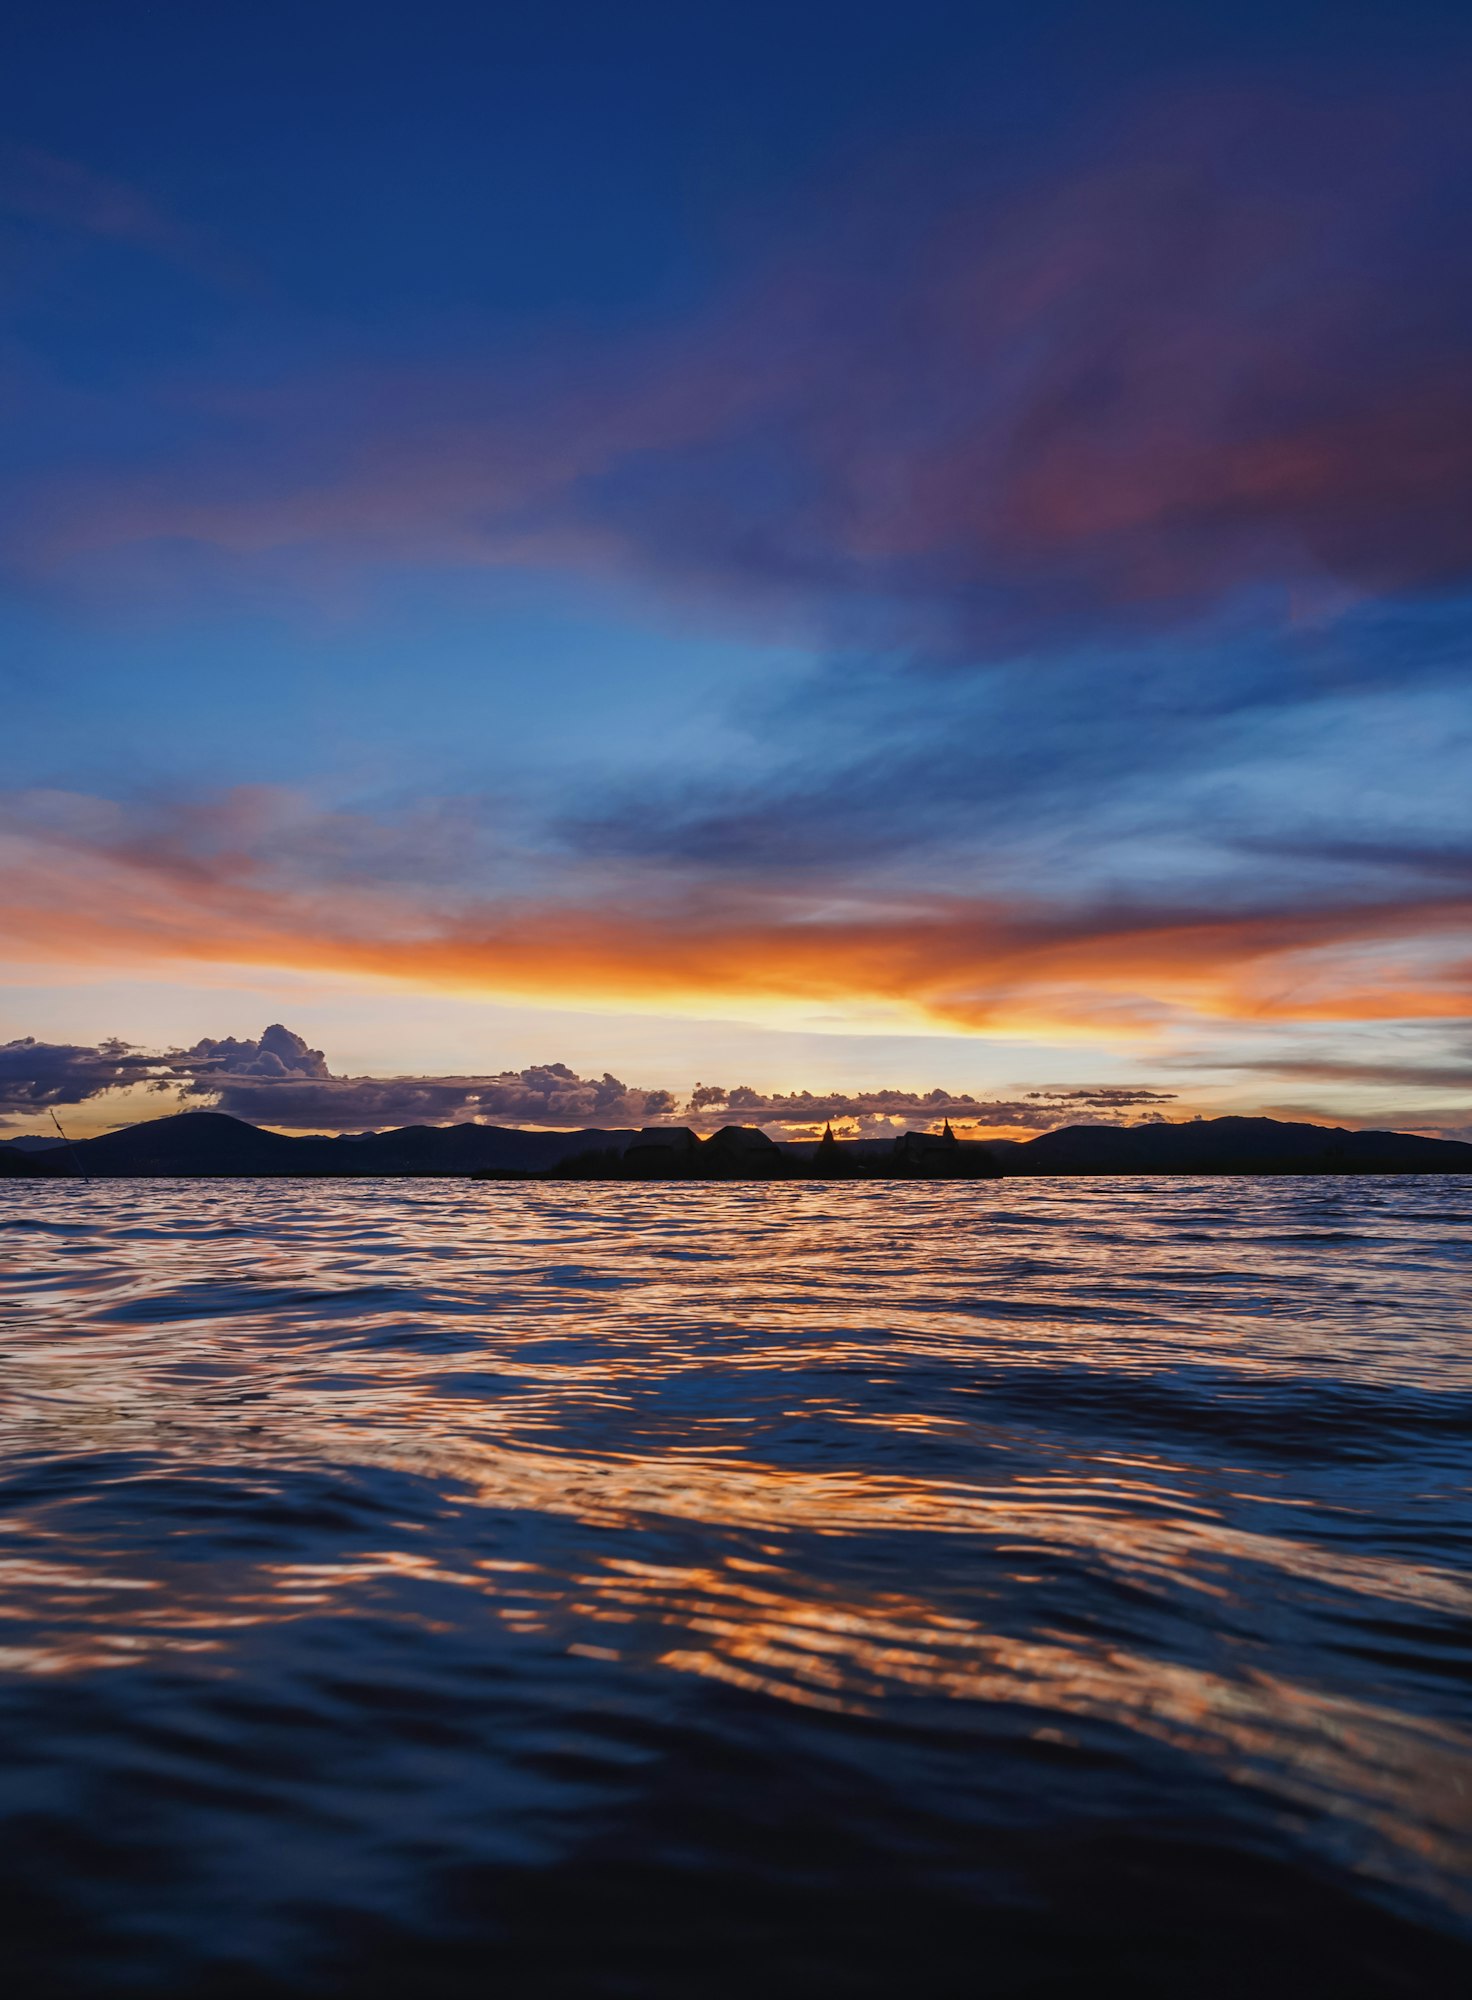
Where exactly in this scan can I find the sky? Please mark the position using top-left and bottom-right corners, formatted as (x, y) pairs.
(2, 1), (1471, 1140)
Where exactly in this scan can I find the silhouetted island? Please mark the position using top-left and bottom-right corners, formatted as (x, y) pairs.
(2, 1109), (1470, 1178)
(506, 1119), (1001, 1179)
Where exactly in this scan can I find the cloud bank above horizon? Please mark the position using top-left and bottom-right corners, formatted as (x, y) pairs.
(0, 1023), (1185, 1140)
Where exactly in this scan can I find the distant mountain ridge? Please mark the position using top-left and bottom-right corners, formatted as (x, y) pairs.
(2, 1109), (1469, 1177)
(998, 1115), (1472, 1175)
(5, 1113), (638, 1178)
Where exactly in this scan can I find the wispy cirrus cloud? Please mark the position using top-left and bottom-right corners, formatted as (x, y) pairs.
(1211, 1052), (1472, 1092)
(1, 787), (1469, 1045)
(1, 146), (194, 256)
(12, 90), (1472, 651)
(0, 143), (246, 289)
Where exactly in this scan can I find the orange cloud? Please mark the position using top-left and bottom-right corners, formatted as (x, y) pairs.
(2, 801), (1468, 1041)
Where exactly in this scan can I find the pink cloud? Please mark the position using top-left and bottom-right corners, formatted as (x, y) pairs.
(2, 787), (1470, 1044)
(9, 88), (1472, 644)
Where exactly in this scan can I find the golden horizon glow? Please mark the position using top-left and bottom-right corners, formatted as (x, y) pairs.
(3, 819), (1469, 1048)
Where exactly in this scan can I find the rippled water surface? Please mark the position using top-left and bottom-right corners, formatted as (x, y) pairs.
(1, 1177), (1469, 1996)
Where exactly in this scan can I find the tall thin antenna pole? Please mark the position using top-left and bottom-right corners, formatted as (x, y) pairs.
(49, 1109), (85, 1179)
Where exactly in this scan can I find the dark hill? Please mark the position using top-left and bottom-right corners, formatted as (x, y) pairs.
(10, 1109), (1470, 1180)
(1008, 1116), (1472, 1175)
(27, 1112), (638, 1178)
(32, 1112), (302, 1176)
(324, 1123), (637, 1175)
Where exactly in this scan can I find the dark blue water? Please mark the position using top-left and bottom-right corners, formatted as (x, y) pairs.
(0, 1177), (1469, 1996)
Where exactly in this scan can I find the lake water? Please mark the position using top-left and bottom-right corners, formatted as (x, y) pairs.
(0, 1177), (1469, 1996)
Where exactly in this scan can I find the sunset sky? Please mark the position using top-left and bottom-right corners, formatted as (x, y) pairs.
(3, 1), (1471, 1139)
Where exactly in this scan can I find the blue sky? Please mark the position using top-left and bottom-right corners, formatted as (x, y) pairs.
(2, 1), (1470, 1136)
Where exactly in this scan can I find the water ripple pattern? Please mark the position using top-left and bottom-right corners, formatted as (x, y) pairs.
(1, 1177), (1469, 1996)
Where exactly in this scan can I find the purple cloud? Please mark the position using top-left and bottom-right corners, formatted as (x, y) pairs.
(19, 90), (1472, 651)
(0, 1025), (1182, 1138)
(0, 1028), (678, 1133)
(0, 1036), (167, 1117)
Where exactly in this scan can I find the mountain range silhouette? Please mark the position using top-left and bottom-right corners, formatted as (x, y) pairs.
(3, 1110), (1469, 1177)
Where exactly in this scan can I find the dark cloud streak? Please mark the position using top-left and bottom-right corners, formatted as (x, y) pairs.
(0, 1036), (169, 1116)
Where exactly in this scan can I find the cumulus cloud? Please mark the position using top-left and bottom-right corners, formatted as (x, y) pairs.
(185, 1023), (330, 1082)
(0, 1027), (679, 1133)
(0, 1025), (1180, 1138)
(186, 1055), (679, 1132)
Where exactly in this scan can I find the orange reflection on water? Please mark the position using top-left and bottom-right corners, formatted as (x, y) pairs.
(3, 1177), (1472, 1928)
(583, 1557), (1472, 1904)
(2, 1521), (1468, 1914)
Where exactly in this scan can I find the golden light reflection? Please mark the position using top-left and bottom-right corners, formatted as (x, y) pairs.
(0, 1528), (1467, 1910)
(3, 1177), (1471, 1921)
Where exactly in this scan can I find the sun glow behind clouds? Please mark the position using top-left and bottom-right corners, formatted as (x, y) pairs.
(2, 15), (1470, 1121)
(1, 789), (1468, 1035)
(1, 782), (1469, 1142)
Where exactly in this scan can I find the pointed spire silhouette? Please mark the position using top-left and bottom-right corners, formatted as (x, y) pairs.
(813, 1119), (854, 1176)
